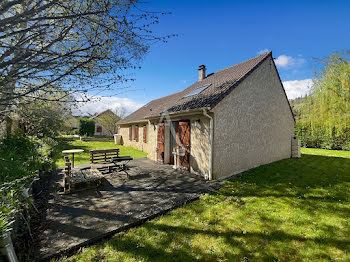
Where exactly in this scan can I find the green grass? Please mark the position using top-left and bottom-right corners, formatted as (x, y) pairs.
(54, 140), (147, 167)
(57, 149), (350, 261)
(301, 147), (350, 159)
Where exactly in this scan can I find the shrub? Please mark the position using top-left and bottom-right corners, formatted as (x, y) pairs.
(0, 134), (56, 184)
(78, 118), (95, 137)
(295, 122), (350, 150)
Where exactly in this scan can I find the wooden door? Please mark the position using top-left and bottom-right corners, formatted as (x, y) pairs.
(177, 120), (190, 170)
(157, 123), (165, 163)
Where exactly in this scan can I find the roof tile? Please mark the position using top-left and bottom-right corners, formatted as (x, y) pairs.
(118, 52), (271, 124)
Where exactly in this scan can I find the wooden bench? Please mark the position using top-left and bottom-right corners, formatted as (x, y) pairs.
(64, 156), (104, 194)
(90, 148), (120, 172)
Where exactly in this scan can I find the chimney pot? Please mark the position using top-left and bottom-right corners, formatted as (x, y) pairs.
(198, 65), (206, 81)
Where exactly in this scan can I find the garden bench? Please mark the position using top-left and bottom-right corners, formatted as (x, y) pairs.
(89, 148), (120, 172)
(63, 156), (104, 194)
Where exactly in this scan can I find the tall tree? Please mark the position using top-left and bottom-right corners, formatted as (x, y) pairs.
(0, 0), (171, 117)
(307, 51), (350, 142)
(15, 92), (73, 137)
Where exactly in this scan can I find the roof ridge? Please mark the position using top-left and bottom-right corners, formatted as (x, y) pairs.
(211, 51), (272, 75)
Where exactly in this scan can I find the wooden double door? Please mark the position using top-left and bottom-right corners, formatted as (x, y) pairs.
(157, 120), (190, 171)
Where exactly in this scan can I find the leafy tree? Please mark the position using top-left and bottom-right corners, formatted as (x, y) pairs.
(78, 118), (95, 137)
(95, 108), (125, 135)
(15, 93), (72, 137)
(306, 51), (350, 148)
(0, 0), (172, 117)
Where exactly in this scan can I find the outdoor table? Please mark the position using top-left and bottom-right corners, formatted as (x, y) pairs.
(62, 149), (84, 167)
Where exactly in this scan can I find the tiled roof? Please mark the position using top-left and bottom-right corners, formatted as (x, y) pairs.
(118, 52), (272, 124)
(90, 109), (115, 119)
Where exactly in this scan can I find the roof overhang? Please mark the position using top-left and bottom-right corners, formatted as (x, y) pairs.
(117, 119), (148, 126)
(145, 107), (212, 120)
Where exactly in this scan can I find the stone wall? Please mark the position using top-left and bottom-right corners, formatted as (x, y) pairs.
(118, 121), (158, 161)
(118, 114), (211, 177)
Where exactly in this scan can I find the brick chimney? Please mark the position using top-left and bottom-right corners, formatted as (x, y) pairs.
(198, 65), (206, 81)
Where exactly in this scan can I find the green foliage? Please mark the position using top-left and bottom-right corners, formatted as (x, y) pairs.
(0, 134), (41, 184)
(0, 134), (57, 237)
(293, 51), (350, 149)
(308, 52), (350, 141)
(0, 134), (56, 184)
(78, 118), (95, 137)
(295, 121), (350, 149)
(15, 95), (71, 138)
(0, 200), (14, 236)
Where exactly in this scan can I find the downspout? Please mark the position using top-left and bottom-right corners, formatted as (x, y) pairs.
(202, 108), (213, 180)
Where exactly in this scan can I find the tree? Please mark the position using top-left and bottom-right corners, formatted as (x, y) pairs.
(15, 92), (72, 137)
(78, 118), (95, 137)
(95, 108), (125, 135)
(306, 51), (350, 148)
(0, 0), (172, 117)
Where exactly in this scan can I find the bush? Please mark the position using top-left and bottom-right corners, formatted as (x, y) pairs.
(78, 118), (95, 137)
(0, 134), (57, 237)
(295, 122), (350, 150)
(0, 133), (56, 184)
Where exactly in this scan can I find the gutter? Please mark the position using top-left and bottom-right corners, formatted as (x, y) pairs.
(202, 108), (213, 180)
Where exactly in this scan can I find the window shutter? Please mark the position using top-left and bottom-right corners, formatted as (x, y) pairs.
(143, 125), (147, 143)
(135, 126), (139, 142)
(129, 126), (132, 141)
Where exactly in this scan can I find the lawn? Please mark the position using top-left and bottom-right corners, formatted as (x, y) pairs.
(301, 147), (350, 159)
(58, 149), (350, 261)
(54, 140), (147, 167)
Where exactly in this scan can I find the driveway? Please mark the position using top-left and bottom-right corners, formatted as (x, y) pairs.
(35, 158), (221, 261)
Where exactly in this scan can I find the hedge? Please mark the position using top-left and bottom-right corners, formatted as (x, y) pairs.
(78, 118), (95, 137)
(295, 122), (350, 150)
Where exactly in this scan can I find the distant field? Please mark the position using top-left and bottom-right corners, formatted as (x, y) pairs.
(301, 147), (350, 158)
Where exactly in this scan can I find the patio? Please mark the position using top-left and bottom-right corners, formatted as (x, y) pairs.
(35, 158), (221, 261)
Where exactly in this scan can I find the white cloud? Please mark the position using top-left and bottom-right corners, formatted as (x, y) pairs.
(283, 79), (313, 99)
(257, 49), (270, 55)
(274, 55), (306, 68)
(72, 94), (143, 116)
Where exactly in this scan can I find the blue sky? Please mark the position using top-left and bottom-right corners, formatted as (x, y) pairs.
(77, 0), (350, 115)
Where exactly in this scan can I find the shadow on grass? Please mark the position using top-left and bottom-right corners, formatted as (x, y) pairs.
(220, 154), (350, 198)
(59, 154), (350, 261)
(98, 221), (343, 262)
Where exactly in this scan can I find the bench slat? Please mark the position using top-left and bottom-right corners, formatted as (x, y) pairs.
(90, 149), (119, 154)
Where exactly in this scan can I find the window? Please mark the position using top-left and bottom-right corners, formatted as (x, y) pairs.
(96, 126), (102, 132)
(143, 125), (147, 143)
(184, 84), (211, 97)
(129, 126), (132, 141)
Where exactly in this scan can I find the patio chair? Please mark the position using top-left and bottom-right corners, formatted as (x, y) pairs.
(110, 156), (133, 178)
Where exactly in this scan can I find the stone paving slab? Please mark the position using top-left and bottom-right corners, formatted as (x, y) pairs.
(35, 158), (221, 261)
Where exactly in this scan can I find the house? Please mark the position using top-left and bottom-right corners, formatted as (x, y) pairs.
(91, 109), (119, 136)
(117, 52), (295, 180)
